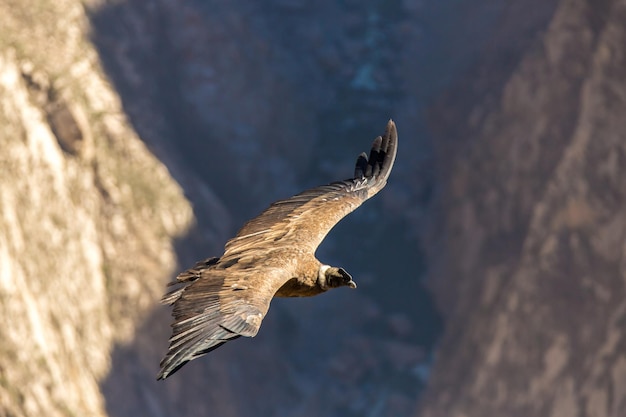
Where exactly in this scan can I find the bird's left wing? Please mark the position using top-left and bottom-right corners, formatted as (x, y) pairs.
(221, 119), (398, 262)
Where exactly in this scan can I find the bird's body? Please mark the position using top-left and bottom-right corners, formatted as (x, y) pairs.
(157, 120), (398, 380)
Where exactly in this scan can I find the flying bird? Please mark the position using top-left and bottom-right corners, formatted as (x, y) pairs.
(157, 120), (398, 380)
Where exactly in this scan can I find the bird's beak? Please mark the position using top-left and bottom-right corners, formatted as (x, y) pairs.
(337, 267), (357, 289)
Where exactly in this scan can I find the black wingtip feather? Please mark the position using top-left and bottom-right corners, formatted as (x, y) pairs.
(354, 152), (368, 178)
(378, 120), (398, 180)
(381, 119), (395, 154)
(364, 137), (378, 177)
(357, 120), (397, 184)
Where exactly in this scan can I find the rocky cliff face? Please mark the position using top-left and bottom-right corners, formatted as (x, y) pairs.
(418, 0), (626, 416)
(0, 1), (192, 416)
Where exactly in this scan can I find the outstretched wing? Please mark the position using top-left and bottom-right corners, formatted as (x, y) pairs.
(221, 119), (398, 263)
(157, 262), (288, 380)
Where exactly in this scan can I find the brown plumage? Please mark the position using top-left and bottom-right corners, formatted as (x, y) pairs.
(157, 120), (398, 380)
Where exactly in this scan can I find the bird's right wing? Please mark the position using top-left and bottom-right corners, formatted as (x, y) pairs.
(157, 265), (289, 380)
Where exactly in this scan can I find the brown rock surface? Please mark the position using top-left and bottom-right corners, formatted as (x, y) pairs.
(0, 1), (192, 416)
(418, 0), (626, 416)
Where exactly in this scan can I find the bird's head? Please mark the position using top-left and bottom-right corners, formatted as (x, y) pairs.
(319, 265), (357, 290)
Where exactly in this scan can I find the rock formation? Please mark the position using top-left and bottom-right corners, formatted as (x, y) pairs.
(0, 1), (192, 416)
(418, 0), (626, 416)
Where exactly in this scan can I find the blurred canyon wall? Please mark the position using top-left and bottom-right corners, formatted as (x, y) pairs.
(418, 0), (626, 416)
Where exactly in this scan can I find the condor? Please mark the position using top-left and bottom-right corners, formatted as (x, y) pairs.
(158, 120), (398, 380)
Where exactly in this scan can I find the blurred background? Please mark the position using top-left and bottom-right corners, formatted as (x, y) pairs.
(1, 0), (625, 416)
